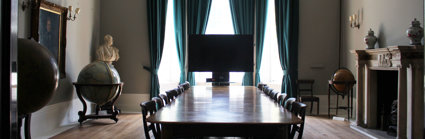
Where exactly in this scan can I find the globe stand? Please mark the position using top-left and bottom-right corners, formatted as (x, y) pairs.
(328, 80), (356, 120)
(73, 83), (124, 126)
(18, 114), (32, 139)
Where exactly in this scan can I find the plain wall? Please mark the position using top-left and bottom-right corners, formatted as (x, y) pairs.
(298, 0), (340, 95)
(100, 0), (150, 95)
(18, 0), (100, 138)
(341, 0), (424, 77)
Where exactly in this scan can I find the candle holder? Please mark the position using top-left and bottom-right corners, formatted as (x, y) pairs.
(67, 6), (80, 21)
(349, 14), (360, 29)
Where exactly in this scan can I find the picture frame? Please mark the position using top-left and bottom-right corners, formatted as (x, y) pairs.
(31, 0), (67, 78)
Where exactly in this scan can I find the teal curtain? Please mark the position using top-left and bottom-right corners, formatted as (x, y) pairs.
(253, 0), (267, 86)
(147, 0), (168, 98)
(174, 0), (186, 84)
(275, 0), (299, 97)
(229, 0), (254, 86)
(230, 0), (267, 86)
(187, 0), (212, 85)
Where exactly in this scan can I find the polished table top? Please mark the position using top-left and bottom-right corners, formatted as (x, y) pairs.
(148, 86), (302, 125)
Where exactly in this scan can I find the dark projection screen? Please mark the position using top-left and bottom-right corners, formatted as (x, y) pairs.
(188, 35), (253, 72)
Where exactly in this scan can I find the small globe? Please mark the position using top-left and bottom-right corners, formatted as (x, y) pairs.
(18, 38), (59, 115)
(77, 61), (120, 105)
(332, 68), (355, 92)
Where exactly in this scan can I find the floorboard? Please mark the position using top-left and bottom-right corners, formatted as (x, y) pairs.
(52, 114), (369, 139)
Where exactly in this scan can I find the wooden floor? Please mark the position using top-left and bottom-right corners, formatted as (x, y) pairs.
(52, 114), (369, 139)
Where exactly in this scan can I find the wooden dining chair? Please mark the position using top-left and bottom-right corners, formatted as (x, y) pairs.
(283, 97), (296, 111)
(264, 86), (273, 96)
(269, 90), (279, 101)
(140, 100), (159, 139)
(272, 91), (281, 102)
(151, 97), (164, 110)
(177, 86), (185, 95)
(182, 81), (190, 90)
(166, 89), (178, 102)
(257, 83), (267, 90)
(290, 102), (307, 139)
(262, 86), (270, 93)
(159, 94), (170, 105)
(297, 79), (319, 115)
(277, 93), (288, 106)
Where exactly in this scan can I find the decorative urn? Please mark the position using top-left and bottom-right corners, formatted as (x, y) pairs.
(406, 18), (423, 45)
(364, 28), (377, 49)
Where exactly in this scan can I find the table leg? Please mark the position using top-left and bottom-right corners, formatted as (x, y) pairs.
(328, 84), (331, 118)
(160, 124), (173, 139)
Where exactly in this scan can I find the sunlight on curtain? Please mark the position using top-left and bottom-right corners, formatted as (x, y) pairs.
(195, 0), (244, 86)
(259, 0), (283, 91)
(158, 0), (181, 93)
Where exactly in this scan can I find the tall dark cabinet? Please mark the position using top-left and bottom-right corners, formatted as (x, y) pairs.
(1, 0), (18, 138)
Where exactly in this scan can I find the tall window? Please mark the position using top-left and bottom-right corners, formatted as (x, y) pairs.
(195, 0), (244, 86)
(259, 0), (283, 91)
(158, 0), (180, 93)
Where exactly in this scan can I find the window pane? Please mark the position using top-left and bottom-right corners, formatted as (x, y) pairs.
(158, 0), (181, 93)
(259, 0), (282, 91)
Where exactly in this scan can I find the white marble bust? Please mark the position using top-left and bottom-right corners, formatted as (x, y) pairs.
(96, 34), (119, 64)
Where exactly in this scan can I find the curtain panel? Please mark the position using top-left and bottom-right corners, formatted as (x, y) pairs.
(275, 0), (299, 97)
(187, 0), (212, 85)
(147, 0), (168, 98)
(230, 0), (267, 86)
(174, 0), (186, 84)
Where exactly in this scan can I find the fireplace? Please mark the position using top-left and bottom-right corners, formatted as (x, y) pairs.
(352, 45), (423, 139)
(376, 71), (398, 134)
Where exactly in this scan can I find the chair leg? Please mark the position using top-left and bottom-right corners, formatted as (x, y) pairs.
(310, 101), (313, 114)
(317, 101), (320, 115)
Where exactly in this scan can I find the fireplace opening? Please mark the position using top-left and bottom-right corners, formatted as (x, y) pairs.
(376, 70), (398, 136)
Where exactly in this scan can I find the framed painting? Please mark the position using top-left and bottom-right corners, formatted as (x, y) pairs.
(31, 0), (67, 78)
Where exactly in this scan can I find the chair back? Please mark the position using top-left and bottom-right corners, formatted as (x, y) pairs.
(269, 90), (279, 100)
(283, 97), (296, 111)
(257, 83), (267, 90)
(177, 85), (185, 95)
(297, 79), (314, 99)
(264, 87), (273, 96)
(159, 94), (170, 105)
(140, 100), (159, 139)
(272, 91), (281, 102)
(290, 102), (307, 139)
(262, 86), (270, 93)
(182, 81), (190, 90)
(277, 93), (288, 106)
(151, 97), (164, 110)
(166, 89), (178, 102)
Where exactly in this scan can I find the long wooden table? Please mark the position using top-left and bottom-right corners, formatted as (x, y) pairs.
(147, 86), (302, 138)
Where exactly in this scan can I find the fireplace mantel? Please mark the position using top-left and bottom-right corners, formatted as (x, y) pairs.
(352, 45), (423, 139)
(353, 45), (423, 70)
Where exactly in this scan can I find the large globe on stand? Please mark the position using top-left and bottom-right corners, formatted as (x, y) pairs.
(77, 61), (120, 105)
(332, 68), (355, 94)
(18, 38), (59, 115)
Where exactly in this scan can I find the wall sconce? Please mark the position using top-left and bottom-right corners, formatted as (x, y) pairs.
(67, 6), (80, 21)
(349, 14), (360, 29)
